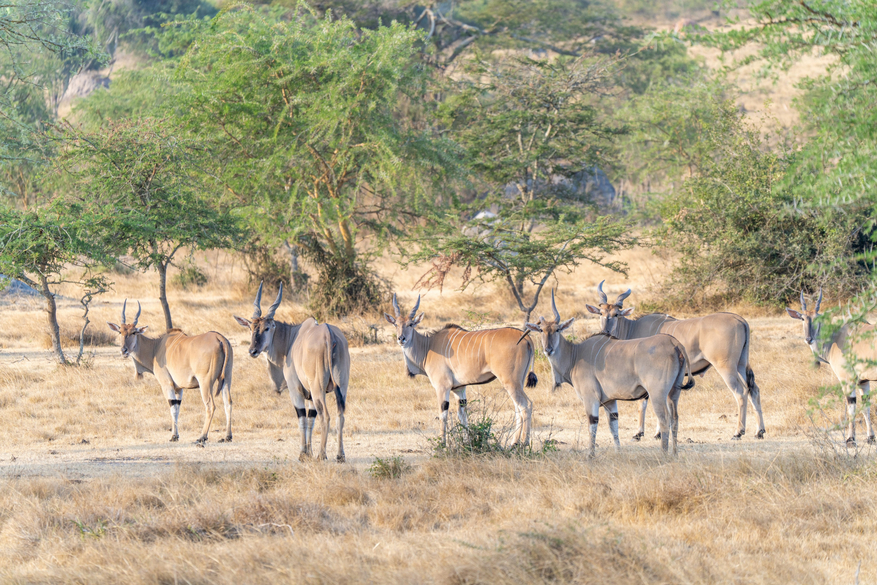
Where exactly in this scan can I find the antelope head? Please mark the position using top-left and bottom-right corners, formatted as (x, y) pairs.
(786, 288), (823, 347)
(384, 293), (424, 348)
(107, 299), (147, 358)
(524, 289), (575, 358)
(585, 280), (632, 336)
(234, 281), (283, 358)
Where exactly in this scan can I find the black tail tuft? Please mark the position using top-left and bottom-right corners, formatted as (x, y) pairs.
(746, 366), (756, 390)
(333, 385), (346, 412)
(681, 377), (695, 390)
(526, 372), (538, 388)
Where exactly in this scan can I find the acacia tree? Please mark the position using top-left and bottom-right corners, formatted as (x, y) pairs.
(159, 6), (457, 316)
(0, 202), (109, 364)
(410, 52), (632, 322)
(57, 118), (242, 330)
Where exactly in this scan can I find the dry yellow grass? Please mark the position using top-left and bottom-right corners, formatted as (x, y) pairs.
(1, 247), (875, 583)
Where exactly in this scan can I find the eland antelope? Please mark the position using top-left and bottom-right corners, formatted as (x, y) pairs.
(234, 282), (350, 462)
(587, 281), (764, 441)
(526, 291), (694, 456)
(384, 294), (538, 447)
(107, 300), (233, 444)
(787, 289), (876, 445)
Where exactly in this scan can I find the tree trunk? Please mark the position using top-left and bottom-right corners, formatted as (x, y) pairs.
(40, 273), (67, 365)
(157, 261), (173, 331)
(283, 240), (301, 290)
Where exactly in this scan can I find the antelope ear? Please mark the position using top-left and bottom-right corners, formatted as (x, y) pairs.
(412, 312), (425, 326)
(558, 318), (575, 332)
(620, 307), (634, 316)
(786, 308), (803, 320)
(384, 313), (397, 325)
(585, 304), (601, 315)
(233, 315), (251, 328)
(135, 326), (148, 334)
(525, 322), (542, 332)
(107, 322), (121, 333)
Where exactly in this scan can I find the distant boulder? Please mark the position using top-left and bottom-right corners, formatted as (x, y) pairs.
(502, 167), (617, 212)
(0, 275), (40, 297)
(62, 71), (110, 103)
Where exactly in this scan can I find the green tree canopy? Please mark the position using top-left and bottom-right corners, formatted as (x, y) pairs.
(55, 117), (242, 330)
(150, 5), (459, 315)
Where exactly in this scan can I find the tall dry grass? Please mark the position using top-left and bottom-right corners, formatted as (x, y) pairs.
(0, 245), (873, 583)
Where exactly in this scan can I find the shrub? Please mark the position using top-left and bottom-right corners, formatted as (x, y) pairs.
(654, 97), (870, 307)
(368, 456), (408, 480)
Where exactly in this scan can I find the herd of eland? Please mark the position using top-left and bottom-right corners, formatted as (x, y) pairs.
(100, 280), (877, 460)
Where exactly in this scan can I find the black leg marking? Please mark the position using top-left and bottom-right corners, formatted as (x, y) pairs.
(848, 395), (857, 404)
(334, 385), (346, 412)
(295, 407), (306, 418)
(167, 399), (181, 407)
(441, 400), (450, 412)
(307, 409), (318, 418)
(609, 412), (619, 421)
(588, 414), (598, 424)
(459, 399), (468, 408)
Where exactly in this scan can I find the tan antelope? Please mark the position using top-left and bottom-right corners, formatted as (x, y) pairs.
(107, 300), (233, 444)
(384, 294), (538, 447)
(526, 291), (694, 456)
(234, 282), (350, 462)
(586, 281), (764, 441)
(787, 289), (876, 445)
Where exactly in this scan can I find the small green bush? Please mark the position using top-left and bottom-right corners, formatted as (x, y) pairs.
(368, 456), (408, 479)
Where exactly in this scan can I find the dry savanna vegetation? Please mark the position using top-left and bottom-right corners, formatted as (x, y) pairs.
(2, 248), (876, 584)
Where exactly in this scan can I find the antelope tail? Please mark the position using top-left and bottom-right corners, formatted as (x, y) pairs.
(327, 330), (346, 412)
(216, 338), (232, 396)
(677, 342), (695, 390)
(525, 339), (538, 388)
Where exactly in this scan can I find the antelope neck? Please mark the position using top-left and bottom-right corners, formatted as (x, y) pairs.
(402, 331), (429, 375)
(265, 320), (298, 368)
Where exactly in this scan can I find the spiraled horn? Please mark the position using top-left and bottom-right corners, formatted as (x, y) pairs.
(252, 281), (264, 319)
(133, 301), (141, 327)
(815, 287), (823, 313)
(409, 294), (421, 320)
(551, 288), (561, 322)
(800, 290), (807, 311)
(392, 293), (401, 319)
(597, 280), (608, 304)
(615, 288), (632, 307)
(264, 282), (283, 320)
(121, 298), (128, 324)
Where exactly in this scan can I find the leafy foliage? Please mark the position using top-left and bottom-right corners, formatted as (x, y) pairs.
(414, 52), (632, 320)
(654, 96), (870, 306)
(141, 5), (460, 316)
(0, 201), (111, 363)
(55, 118), (242, 329)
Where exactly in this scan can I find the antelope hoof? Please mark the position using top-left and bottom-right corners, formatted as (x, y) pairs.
(218, 435), (232, 443)
(632, 432), (643, 441)
(756, 429), (765, 439)
(868, 436), (876, 445)
(653, 432), (661, 440)
(299, 451), (310, 462)
(731, 431), (744, 441)
(194, 436), (208, 445)
(846, 437), (857, 446)
(169, 434), (179, 442)
(336, 453), (346, 463)
(318, 452), (328, 462)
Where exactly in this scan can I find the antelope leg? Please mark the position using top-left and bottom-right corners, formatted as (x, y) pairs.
(604, 401), (620, 452)
(165, 386), (181, 442)
(861, 381), (875, 444)
(846, 387), (858, 446)
(290, 388), (310, 460)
